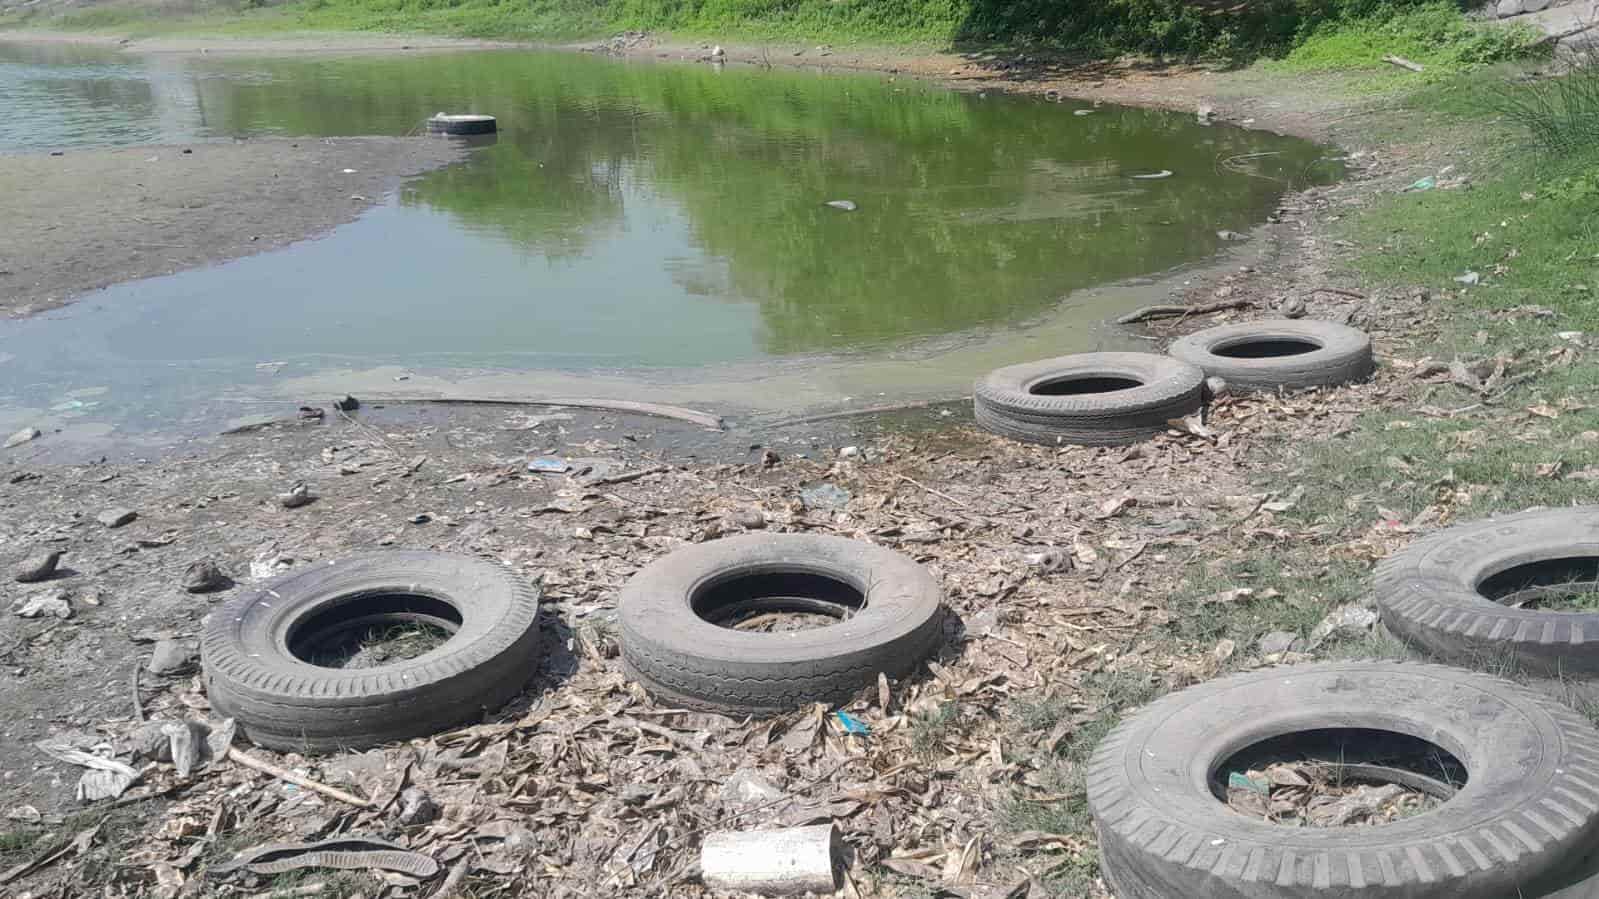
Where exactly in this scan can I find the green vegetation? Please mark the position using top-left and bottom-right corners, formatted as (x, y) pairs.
(1496, 59), (1599, 153)
(10, 0), (1545, 71)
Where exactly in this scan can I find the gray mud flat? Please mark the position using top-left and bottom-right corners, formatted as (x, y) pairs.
(0, 137), (465, 317)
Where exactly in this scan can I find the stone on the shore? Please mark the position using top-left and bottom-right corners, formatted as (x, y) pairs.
(97, 508), (137, 529)
(279, 484), (315, 509)
(182, 560), (231, 594)
(730, 508), (767, 530)
(147, 639), (196, 675)
(4, 427), (40, 450)
(1258, 631), (1302, 656)
(1498, 0), (1523, 16)
(13, 550), (62, 584)
(14, 591), (71, 619)
(1205, 376), (1230, 400)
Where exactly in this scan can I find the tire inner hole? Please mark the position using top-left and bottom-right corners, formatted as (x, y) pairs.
(1213, 338), (1322, 359)
(1479, 556), (1599, 611)
(1028, 375), (1143, 396)
(693, 571), (865, 632)
(1211, 728), (1466, 828)
(289, 591), (461, 669)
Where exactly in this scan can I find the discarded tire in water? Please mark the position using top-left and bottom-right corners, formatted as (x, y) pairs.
(1376, 507), (1599, 677)
(618, 534), (944, 716)
(973, 352), (1204, 446)
(1088, 661), (1599, 898)
(426, 114), (497, 136)
(1167, 319), (1374, 393)
(202, 551), (541, 752)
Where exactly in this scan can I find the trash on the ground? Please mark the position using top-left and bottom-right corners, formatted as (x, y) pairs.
(36, 741), (140, 801)
(701, 823), (841, 895)
(720, 768), (786, 804)
(13, 591), (72, 619)
(1074, 108), (1095, 116)
(1305, 603), (1379, 650)
(1454, 271), (1481, 286)
(1130, 170), (1174, 180)
(181, 560), (231, 593)
(1197, 104), (1215, 123)
(96, 508), (137, 529)
(825, 200), (858, 212)
(1023, 548), (1071, 573)
(148, 639), (196, 675)
(835, 711), (870, 736)
(528, 456), (571, 474)
(397, 787), (439, 826)
(297, 406), (325, 421)
(278, 484), (315, 509)
(4, 427), (40, 449)
(210, 837), (438, 878)
(1405, 175), (1436, 192)
(800, 483), (851, 510)
(13, 549), (62, 584)
(1204, 376), (1230, 400)
(1228, 771), (1269, 794)
(1216, 230), (1247, 242)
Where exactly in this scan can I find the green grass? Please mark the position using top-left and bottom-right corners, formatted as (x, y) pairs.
(1272, 2), (1541, 75)
(907, 701), (958, 758)
(1494, 54), (1599, 154)
(9, 0), (1548, 70)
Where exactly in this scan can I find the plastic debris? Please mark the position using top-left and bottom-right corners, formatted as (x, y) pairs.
(835, 711), (870, 736)
(825, 200), (858, 212)
(799, 483), (851, 510)
(528, 456), (571, 474)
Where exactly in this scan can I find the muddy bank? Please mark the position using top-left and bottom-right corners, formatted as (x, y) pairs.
(1, 137), (466, 318)
(0, 29), (523, 53)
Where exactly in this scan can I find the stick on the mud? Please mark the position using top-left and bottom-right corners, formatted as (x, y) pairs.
(1381, 55), (1424, 72)
(226, 747), (370, 808)
(372, 395), (724, 430)
(1116, 299), (1252, 324)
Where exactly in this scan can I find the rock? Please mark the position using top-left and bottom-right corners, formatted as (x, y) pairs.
(1257, 630), (1302, 656)
(96, 508), (137, 529)
(838, 446), (860, 459)
(13, 549), (62, 584)
(4, 427), (40, 449)
(710, 44), (726, 58)
(147, 639), (196, 675)
(279, 484), (315, 509)
(1217, 230), (1248, 242)
(1204, 376), (1230, 400)
(1197, 104), (1215, 123)
(333, 395), (360, 412)
(181, 560), (232, 593)
(729, 508), (767, 530)
(759, 449), (780, 468)
(1279, 297), (1307, 319)
(14, 591), (71, 619)
(1497, 0), (1524, 16)
(825, 200), (858, 212)
(297, 406), (325, 421)
(397, 787), (439, 826)
(1305, 603), (1379, 650)
(1524, 0), (1550, 10)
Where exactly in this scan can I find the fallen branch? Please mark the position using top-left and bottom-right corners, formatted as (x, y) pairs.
(1116, 299), (1252, 325)
(895, 474), (968, 508)
(702, 823), (841, 896)
(1382, 55), (1424, 72)
(764, 397), (969, 429)
(370, 395), (723, 430)
(1532, 20), (1599, 49)
(584, 464), (671, 487)
(227, 747), (370, 808)
(1311, 286), (1368, 300)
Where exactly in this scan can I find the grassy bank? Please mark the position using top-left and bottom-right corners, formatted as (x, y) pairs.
(5, 0), (1544, 66)
(987, 59), (1599, 893)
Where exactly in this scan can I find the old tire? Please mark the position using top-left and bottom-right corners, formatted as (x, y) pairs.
(426, 114), (497, 136)
(1167, 319), (1374, 393)
(201, 551), (541, 753)
(1375, 507), (1599, 677)
(973, 352), (1204, 446)
(618, 534), (944, 716)
(1088, 661), (1599, 898)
